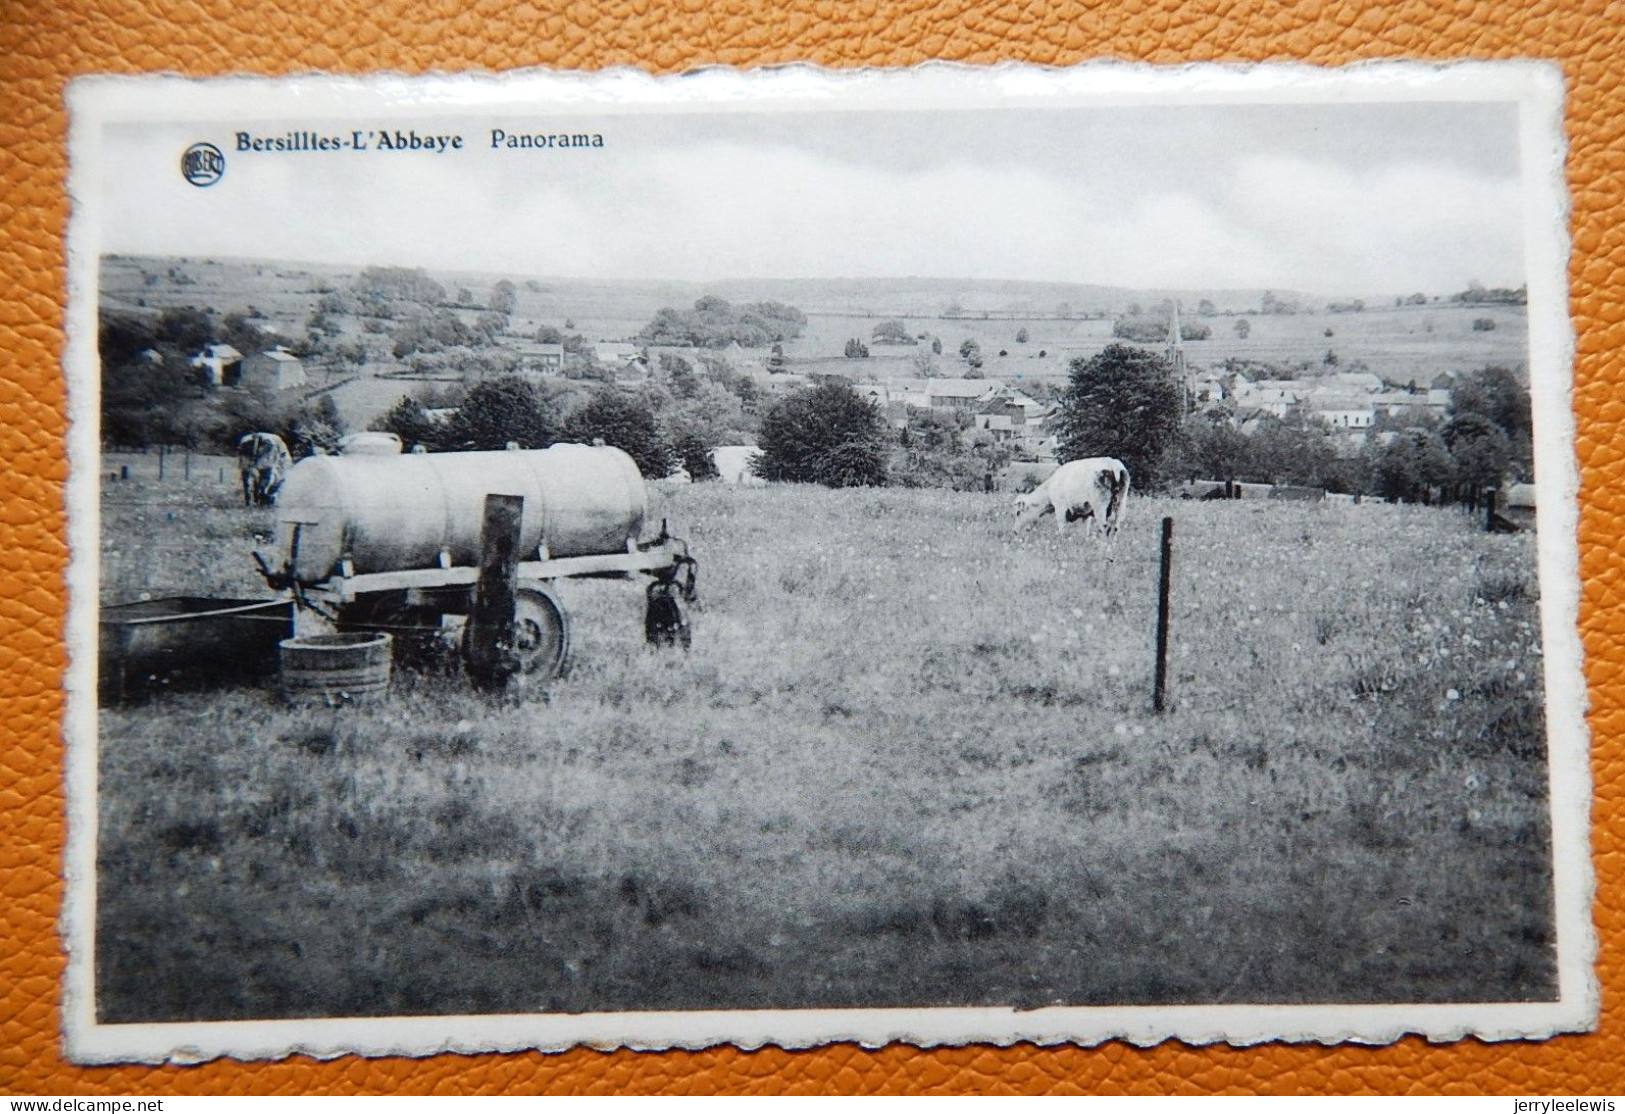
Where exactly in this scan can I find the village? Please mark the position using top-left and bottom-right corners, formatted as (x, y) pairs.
(174, 305), (1462, 469)
(94, 253), (1532, 514)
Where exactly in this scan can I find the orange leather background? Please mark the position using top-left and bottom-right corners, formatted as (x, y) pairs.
(3, 0), (1621, 1095)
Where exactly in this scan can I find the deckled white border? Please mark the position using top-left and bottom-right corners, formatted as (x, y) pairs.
(61, 60), (1596, 1065)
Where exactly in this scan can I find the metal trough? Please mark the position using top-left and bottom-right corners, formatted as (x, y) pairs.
(99, 596), (293, 703)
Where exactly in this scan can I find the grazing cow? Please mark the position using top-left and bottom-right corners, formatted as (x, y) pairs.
(236, 432), (292, 507)
(1013, 456), (1130, 536)
(712, 445), (766, 486)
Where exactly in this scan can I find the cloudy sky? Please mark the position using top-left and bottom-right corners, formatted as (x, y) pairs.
(99, 100), (1525, 296)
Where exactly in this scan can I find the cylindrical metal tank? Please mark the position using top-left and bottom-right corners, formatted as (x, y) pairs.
(274, 444), (648, 583)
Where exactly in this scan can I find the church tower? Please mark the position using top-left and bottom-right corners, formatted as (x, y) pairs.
(1165, 300), (1192, 412)
(1164, 300), (1187, 376)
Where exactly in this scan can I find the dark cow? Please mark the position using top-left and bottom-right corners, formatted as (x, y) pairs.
(236, 432), (292, 507)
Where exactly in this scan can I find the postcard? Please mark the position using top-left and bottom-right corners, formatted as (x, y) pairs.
(63, 61), (1594, 1062)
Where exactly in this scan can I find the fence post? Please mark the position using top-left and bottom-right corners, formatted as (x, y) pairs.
(157, 444), (166, 481)
(466, 493), (525, 691)
(1154, 516), (1174, 714)
(1484, 487), (1498, 533)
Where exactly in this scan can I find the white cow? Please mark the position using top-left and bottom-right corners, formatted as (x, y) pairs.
(712, 445), (766, 486)
(1014, 457), (1130, 536)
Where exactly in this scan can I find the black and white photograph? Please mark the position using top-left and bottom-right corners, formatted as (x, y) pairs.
(63, 63), (1594, 1062)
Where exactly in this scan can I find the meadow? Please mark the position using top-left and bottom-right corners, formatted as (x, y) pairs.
(94, 468), (1555, 1021)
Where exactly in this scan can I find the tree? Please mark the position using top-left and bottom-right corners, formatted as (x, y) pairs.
(489, 279), (517, 315)
(871, 319), (914, 345)
(1368, 429), (1454, 503)
(757, 381), (888, 487)
(1247, 416), (1337, 486)
(285, 393), (346, 458)
(844, 338), (870, 359)
(663, 385), (744, 481)
(1166, 413), (1251, 482)
(355, 267), (446, 307)
(390, 308), (478, 358)
(99, 312), (161, 368)
(1234, 318), (1251, 339)
(475, 310), (508, 340)
(931, 337), (943, 355)
(445, 376), (557, 451)
(1452, 365), (1532, 440)
(562, 391), (675, 479)
(1015, 327), (1030, 344)
(959, 339), (983, 369)
(372, 395), (449, 453)
(659, 352), (701, 399)
(1197, 299), (1216, 316)
(1443, 412), (1512, 495)
(155, 306), (216, 353)
(1055, 344), (1184, 491)
(535, 324), (565, 345)
(637, 296), (807, 347)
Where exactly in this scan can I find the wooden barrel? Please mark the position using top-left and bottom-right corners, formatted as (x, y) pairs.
(279, 633), (392, 704)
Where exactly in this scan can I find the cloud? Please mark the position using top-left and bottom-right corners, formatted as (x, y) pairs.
(1221, 154), (1524, 292)
(101, 124), (1525, 295)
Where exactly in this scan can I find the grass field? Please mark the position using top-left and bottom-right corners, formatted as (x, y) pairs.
(793, 304), (1528, 386)
(93, 470), (1555, 1022)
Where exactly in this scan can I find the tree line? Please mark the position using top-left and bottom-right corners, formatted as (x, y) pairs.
(1060, 345), (1533, 502)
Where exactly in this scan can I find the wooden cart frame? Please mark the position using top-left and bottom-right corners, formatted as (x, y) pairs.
(264, 516), (697, 681)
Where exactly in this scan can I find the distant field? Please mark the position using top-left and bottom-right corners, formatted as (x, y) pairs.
(796, 305), (1528, 386)
(102, 254), (1528, 394)
(95, 474), (1554, 1021)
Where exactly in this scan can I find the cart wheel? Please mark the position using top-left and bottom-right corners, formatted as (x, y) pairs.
(462, 586), (571, 681)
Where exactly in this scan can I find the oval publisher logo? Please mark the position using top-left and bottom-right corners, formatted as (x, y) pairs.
(181, 142), (225, 187)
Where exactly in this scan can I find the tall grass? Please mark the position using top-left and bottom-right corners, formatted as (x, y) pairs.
(95, 478), (1554, 1021)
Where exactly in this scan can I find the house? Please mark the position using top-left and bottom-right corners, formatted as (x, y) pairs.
(1191, 371), (1228, 403)
(591, 341), (641, 369)
(925, 378), (1000, 411)
(533, 343), (565, 370)
(1302, 390), (1375, 430)
(239, 347), (306, 392)
(973, 413), (1018, 442)
(972, 395), (1030, 443)
(190, 343), (242, 387)
(1322, 371), (1385, 393)
(1233, 385), (1298, 419)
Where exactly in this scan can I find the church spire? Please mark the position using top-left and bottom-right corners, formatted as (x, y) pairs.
(1166, 300), (1192, 414)
(1165, 300), (1187, 376)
